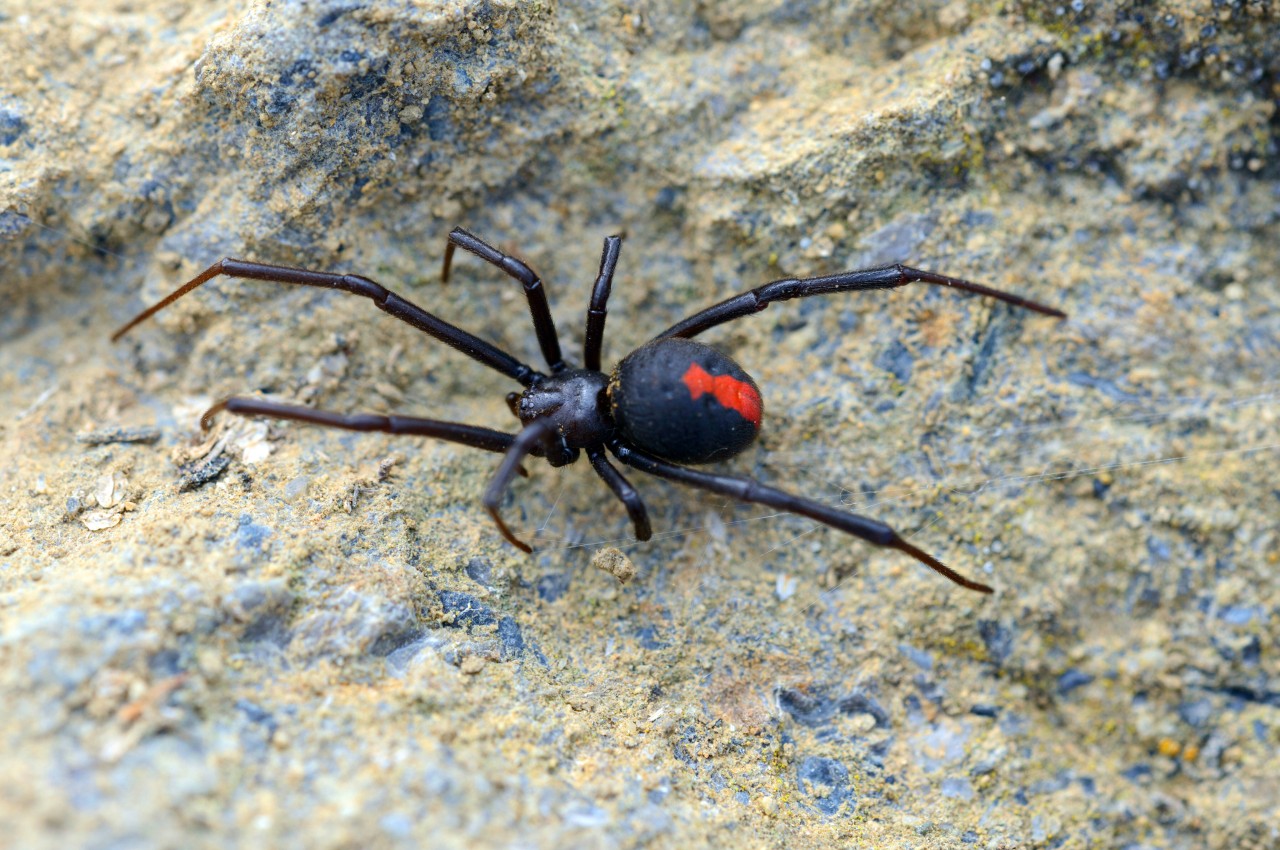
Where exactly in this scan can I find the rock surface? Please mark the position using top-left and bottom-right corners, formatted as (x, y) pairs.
(2, 1), (1278, 847)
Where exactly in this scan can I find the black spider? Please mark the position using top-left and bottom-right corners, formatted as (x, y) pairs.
(113, 227), (1066, 594)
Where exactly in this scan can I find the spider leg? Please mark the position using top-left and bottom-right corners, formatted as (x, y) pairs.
(588, 447), (652, 541)
(609, 442), (993, 594)
(442, 227), (566, 373)
(656, 264), (1066, 340)
(201, 397), (534, 457)
(484, 420), (558, 553)
(583, 235), (623, 371)
(112, 258), (540, 386)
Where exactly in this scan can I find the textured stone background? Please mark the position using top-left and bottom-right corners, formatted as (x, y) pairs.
(2, 1), (1278, 847)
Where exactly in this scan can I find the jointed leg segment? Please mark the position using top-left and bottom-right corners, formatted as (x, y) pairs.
(112, 257), (540, 386)
(484, 420), (557, 553)
(657, 264), (1066, 340)
(202, 397), (526, 455)
(443, 228), (566, 373)
(609, 442), (993, 593)
(583, 236), (623, 371)
(588, 447), (652, 541)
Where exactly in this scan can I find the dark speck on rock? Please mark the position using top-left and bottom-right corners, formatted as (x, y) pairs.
(536, 572), (571, 602)
(900, 643), (933, 671)
(1122, 763), (1153, 784)
(778, 688), (891, 728)
(465, 557), (493, 587)
(1178, 699), (1213, 728)
(148, 649), (183, 677)
(235, 699), (277, 732)
(1241, 635), (1261, 665)
(85, 609), (147, 636)
(278, 59), (317, 88)
(241, 612), (289, 647)
(0, 208), (29, 238)
(497, 616), (524, 658)
(439, 591), (495, 628)
(265, 89), (296, 117)
(423, 97), (454, 142)
(875, 340), (913, 384)
(235, 514), (273, 551)
(1057, 669), (1094, 695)
(796, 756), (853, 816)
(1146, 536), (1171, 562)
(317, 5), (360, 27)
(671, 725), (700, 767)
(777, 688), (835, 727)
(979, 619), (1016, 666)
(837, 692), (890, 728)
(177, 453), (232, 492)
(369, 629), (425, 658)
(634, 625), (665, 650)
(654, 185), (682, 211)
(0, 108), (26, 145)
(1217, 605), (1260, 625)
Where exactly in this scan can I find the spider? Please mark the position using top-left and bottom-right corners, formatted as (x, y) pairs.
(113, 227), (1065, 594)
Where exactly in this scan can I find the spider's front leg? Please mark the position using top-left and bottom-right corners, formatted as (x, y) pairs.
(113, 257), (541, 386)
(442, 228), (566, 373)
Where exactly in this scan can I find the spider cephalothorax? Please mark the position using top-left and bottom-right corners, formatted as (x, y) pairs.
(115, 227), (1066, 594)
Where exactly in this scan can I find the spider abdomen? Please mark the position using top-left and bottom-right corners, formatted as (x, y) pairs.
(609, 338), (763, 464)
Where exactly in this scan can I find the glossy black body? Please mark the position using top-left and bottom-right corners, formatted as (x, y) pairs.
(610, 338), (761, 464)
(114, 226), (1067, 594)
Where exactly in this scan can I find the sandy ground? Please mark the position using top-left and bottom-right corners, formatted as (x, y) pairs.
(2, 1), (1278, 847)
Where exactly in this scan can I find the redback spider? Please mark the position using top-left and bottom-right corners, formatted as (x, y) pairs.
(113, 227), (1066, 594)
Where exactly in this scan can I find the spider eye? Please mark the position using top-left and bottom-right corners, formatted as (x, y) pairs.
(610, 338), (763, 465)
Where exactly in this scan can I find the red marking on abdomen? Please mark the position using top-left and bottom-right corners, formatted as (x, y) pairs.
(681, 363), (762, 426)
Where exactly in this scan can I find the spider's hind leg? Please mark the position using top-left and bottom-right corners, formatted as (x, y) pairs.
(656, 264), (1066, 340)
(609, 442), (993, 594)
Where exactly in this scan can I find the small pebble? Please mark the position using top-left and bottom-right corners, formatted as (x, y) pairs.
(178, 453), (232, 492)
(94, 472), (128, 508)
(76, 426), (161, 445)
(591, 547), (636, 584)
(776, 573), (798, 601)
(81, 508), (122, 531)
